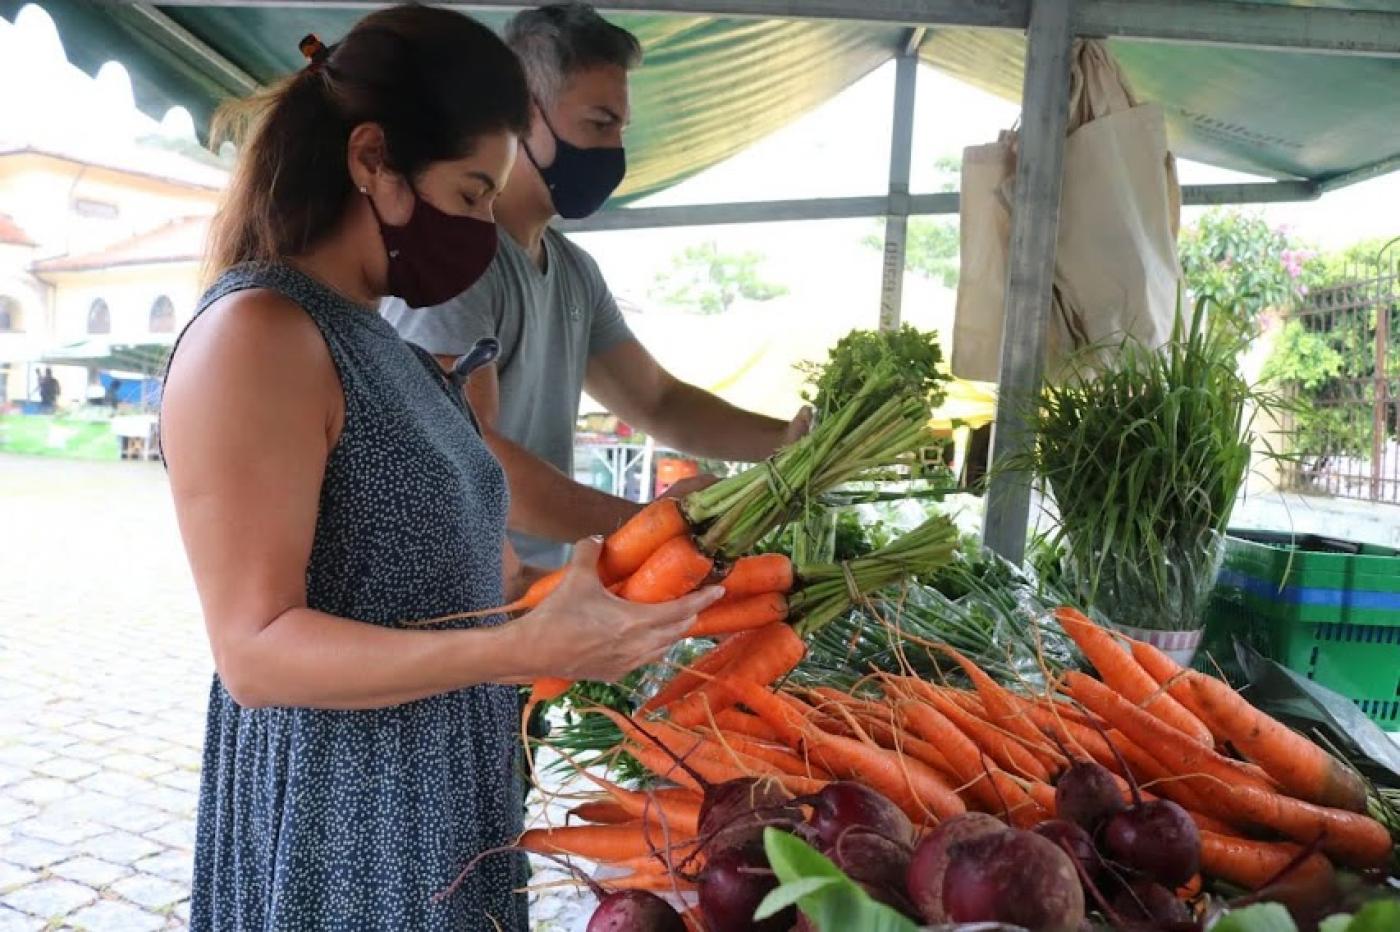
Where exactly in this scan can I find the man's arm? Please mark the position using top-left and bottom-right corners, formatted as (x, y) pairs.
(444, 356), (640, 543)
(585, 340), (806, 462)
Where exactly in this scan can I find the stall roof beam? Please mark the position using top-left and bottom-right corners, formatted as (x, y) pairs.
(138, 0), (1400, 56)
(982, 0), (1076, 564)
(557, 181), (1316, 232)
(125, 3), (259, 96)
(878, 47), (919, 332)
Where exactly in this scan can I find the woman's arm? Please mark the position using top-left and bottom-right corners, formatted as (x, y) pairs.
(164, 291), (716, 711)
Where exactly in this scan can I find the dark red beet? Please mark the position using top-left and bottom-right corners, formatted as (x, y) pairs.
(1101, 800), (1200, 888)
(941, 830), (1086, 932)
(1033, 819), (1102, 885)
(697, 844), (792, 932)
(905, 812), (1008, 924)
(1056, 761), (1125, 832)
(699, 778), (800, 859)
(586, 890), (687, 932)
(807, 781), (915, 848)
(1111, 880), (1192, 925)
(823, 829), (913, 912)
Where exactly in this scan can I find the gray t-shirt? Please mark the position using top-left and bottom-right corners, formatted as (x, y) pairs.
(382, 227), (635, 568)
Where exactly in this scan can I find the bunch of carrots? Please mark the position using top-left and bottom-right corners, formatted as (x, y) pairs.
(414, 361), (942, 706)
(519, 606), (1394, 922)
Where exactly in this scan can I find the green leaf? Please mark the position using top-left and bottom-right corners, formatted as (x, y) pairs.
(760, 829), (920, 932)
(1319, 915), (1355, 932)
(1211, 903), (1299, 932)
(1344, 899), (1400, 932)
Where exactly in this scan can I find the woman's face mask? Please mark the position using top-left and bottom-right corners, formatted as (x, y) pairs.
(365, 185), (498, 310)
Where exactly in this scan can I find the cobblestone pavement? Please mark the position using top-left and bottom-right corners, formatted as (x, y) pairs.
(0, 454), (595, 931)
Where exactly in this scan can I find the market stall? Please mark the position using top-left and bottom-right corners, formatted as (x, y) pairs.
(16, 1), (1400, 928)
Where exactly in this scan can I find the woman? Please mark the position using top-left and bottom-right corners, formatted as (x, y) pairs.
(161, 8), (720, 930)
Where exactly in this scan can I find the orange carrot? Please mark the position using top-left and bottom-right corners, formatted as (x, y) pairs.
(619, 536), (714, 604)
(570, 768), (704, 837)
(607, 872), (699, 893)
(1106, 731), (1212, 814)
(1198, 830), (1336, 894)
(1177, 875), (1203, 899)
(1055, 608), (1214, 746)
(801, 725), (964, 823)
(569, 800), (634, 824)
(717, 553), (794, 601)
(698, 728), (834, 780)
(921, 686), (1051, 783)
(640, 630), (758, 715)
(1018, 699), (1122, 773)
(1064, 672), (1276, 797)
(601, 497), (690, 583)
(1183, 672), (1367, 813)
(622, 743), (703, 793)
(936, 647), (1065, 773)
(687, 592), (788, 637)
(891, 691), (1044, 825)
(709, 708), (781, 742)
(1130, 638), (1229, 744)
(667, 623), (806, 728)
(519, 823), (692, 861)
(1187, 773), (1392, 869)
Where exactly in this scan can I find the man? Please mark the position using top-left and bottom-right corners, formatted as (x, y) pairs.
(385, 3), (808, 569)
(38, 367), (59, 411)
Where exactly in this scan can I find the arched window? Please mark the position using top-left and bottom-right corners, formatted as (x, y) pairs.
(148, 295), (175, 333)
(87, 298), (111, 334)
(0, 295), (20, 332)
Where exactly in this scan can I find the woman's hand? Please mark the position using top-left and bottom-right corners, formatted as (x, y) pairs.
(511, 536), (723, 683)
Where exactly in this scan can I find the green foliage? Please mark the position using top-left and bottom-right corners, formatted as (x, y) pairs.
(862, 155), (961, 287)
(757, 829), (919, 932)
(798, 324), (949, 416)
(1179, 209), (1312, 334)
(1004, 300), (1273, 631)
(649, 241), (788, 314)
(1213, 899), (1400, 932)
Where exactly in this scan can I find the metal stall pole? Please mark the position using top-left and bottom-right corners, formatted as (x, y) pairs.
(877, 34), (922, 332)
(981, 0), (1076, 564)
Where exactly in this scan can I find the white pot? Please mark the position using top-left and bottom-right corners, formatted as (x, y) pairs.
(1111, 622), (1205, 667)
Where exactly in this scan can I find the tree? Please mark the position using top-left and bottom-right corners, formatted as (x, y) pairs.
(1178, 209), (1310, 336)
(862, 154), (961, 288)
(649, 241), (788, 314)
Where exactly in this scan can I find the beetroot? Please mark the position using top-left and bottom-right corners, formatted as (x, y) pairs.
(698, 777), (800, 859)
(1111, 880), (1192, 925)
(1101, 799), (1200, 888)
(697, 844), (792, 932)
(1055, 761), (1125, 832)
(823, 829), (915, 914)
(586, 890), (687, 931)
(806, 781), (915, 848)
(905, 812), (1008, 924)
(1033, 819), (1102, 885)
(940, 829), (1085, 932)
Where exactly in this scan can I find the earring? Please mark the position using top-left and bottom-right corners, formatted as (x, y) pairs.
(358, 186), (368, 194)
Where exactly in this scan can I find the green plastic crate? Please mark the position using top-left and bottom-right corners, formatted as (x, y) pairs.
(1202, 530), (1400, 731)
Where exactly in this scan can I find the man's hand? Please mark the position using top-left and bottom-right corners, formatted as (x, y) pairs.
(784, 406), (815, 447)
(659, 473), (719, 501)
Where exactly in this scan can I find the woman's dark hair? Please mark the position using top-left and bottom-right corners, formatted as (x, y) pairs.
(207, 4), (530, 277)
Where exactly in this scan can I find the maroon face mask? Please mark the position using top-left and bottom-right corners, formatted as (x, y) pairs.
(366, 186), (498, 309)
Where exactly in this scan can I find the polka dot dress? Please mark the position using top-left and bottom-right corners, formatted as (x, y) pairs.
(173, 263), (528, 932)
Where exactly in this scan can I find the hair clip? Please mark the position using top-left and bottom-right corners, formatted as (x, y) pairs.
(298, 34), (330, 72)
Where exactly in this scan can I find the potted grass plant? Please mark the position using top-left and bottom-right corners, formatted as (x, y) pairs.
(1005, 298), (1274, 663)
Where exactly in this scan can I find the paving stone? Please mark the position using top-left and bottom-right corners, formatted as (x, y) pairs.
(0, 907), (43, 932)
(0, 766), (27, 788)
(133, 788), (195, 819)
(99, 755), (173, 780)
(110, 874), (186, 911)
(64, 900), (166, 932)
(58, 744), (110, 763)
(8, 818), (104, 847)
(0, 863), (37, 895)
(32, 758), (100, 782)
(152, 748), (201, 772)
(41, 793), (121, 824)
(0, 799), (35, 828)
(78, 832), (162, 865)
(76, 771), (153, 800)
(97, 804), (170, 836)
(105, 737), (168, 758)
(0, 878), (95, 920)
(151, 770), (199, 795)
(62, 723), (119, 745)
(47, 858), (129, 889)
(142, 822), (196, 853)
(172, 899), (190, 923)
(91, 711), (145, 733)
(23, 732), (77, 753)
(5, 779), (76, 806)
(0, 748), (48, 770)
(132, 851), (192, 885)
(0, 837), (66, 871)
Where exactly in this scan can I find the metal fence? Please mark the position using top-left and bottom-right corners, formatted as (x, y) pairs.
(1278, 244), (1400, 503)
